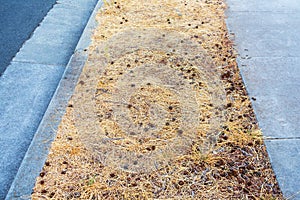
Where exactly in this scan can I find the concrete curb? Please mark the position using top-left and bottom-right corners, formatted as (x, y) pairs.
(5, 1), (103, 199)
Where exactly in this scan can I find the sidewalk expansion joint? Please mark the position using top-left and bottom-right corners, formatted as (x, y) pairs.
(10, 61), (66, 68)
(264, 137), (300, 141)
(228, 10), (299, 14)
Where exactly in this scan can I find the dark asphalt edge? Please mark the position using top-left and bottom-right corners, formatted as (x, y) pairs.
(5, 1), (103, 199)
(0, 1), (57, 75)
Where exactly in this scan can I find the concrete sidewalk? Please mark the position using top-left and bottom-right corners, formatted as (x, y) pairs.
(0, 0), (101, 199)
(226, 0), (300, 199)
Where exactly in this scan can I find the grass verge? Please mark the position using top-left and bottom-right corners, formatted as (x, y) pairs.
(32, 0), (283, 199)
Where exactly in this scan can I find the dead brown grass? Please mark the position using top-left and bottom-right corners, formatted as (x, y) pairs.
(32, 0), (283, 199)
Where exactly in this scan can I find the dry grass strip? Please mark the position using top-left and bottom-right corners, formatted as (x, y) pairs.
(32, 0), (283, 199)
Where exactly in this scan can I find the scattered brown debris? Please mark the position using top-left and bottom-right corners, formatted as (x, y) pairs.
(32, 0), (283, 199)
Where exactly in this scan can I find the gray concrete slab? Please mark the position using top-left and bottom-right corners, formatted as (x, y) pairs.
(56, 0), (98, 9)
(265, 139), (300, 199)
(0, 63), (65, 139)
(0, 63), (64, 199)
(0, 140), (30, 199)
(13, 0), (97, 66)
(226, 0), (300, 199)
(4, 0), (103, 199)
(226, 12), (300, 57)
(5, 52), (88, 200)
(228, 0), (300, 12)
(0, 0), (100, 198)
(238, 57), (300, 139)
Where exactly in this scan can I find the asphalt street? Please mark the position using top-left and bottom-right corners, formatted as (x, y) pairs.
(0, 0), (56, 75)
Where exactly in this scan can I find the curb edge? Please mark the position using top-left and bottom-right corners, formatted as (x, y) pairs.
(5, 1), (103, 199)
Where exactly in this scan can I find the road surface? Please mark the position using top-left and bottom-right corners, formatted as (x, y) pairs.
(0, 0), (56, 75)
